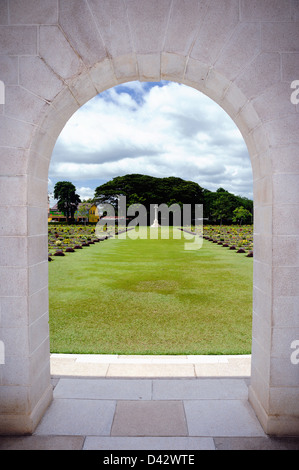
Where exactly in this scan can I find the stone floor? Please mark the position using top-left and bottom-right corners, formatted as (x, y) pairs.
(1, 354), (299, 450)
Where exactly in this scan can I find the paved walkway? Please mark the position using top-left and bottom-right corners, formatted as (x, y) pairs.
(1, 354), (299, 450)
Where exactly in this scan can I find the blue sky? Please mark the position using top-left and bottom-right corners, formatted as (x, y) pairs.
(48, 81), (252, 206)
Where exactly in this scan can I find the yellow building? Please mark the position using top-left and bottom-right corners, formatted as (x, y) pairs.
(75, 203), (99, 223)
(88, 203), (100, 223)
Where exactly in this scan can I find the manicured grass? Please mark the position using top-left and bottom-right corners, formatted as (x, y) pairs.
(48, 227), (253, 355)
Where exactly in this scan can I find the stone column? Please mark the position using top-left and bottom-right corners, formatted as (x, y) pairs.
(0, 181), (53, 434)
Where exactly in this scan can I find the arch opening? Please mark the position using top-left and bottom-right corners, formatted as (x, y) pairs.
(1, 0), (299, 438)
(47, 80), (254, 358)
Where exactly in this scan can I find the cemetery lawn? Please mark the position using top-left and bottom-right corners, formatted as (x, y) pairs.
(48, 227), (253, 355)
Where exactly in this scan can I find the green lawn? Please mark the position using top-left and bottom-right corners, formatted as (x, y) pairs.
(48, 227), (253, 355)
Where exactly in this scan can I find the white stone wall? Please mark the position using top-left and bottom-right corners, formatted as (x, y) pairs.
(0, 0), (298, 435)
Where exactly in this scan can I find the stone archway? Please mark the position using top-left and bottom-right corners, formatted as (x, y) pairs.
(0, 0), (298, 435)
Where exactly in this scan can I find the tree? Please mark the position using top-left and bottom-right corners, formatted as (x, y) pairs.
(232, 206), (252, 225)
(210, 189), (237, 224)
(75, 202), (90, 225)
(94, 174), (254, 225)
(53, 181), (81, 223)
(94, 174), (204, 225)
(206, 188), (253, 224)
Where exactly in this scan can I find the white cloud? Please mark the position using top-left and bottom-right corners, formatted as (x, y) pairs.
(49, 81), (253, 201)
(77, 186), (96, 201)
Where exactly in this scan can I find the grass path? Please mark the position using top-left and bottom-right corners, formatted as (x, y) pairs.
(49, 227), (253, 355)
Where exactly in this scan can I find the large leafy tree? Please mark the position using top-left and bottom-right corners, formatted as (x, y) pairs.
(94, 174), (204, 224)
(95, 174), (204, 205)
(53, 181), (81, 223)
(201, 187), (253, 224)
(210, 188), (238, 224)
(94, 174), (253, 225)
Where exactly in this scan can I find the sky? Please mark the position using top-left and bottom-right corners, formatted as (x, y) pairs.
(48, 81), (253, 206)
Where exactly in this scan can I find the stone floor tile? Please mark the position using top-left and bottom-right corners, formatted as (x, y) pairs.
(50, 360), (108, 377)
(219, 357), (251, 376)
(83, 436), (215, 450)
(117, 355), (188, 363)
(184, 400), (266, 437)
(187, 355), (229, 363)
(0, 435), (84, 450)
(106, 363), (195, 377)
(214, 436), (299, 450)
(152, 378), (248, 400)
(111, 401), (188, 437)
(50, 357), (76, 374)
(194, 363), (221, 376)
(75, 354), (118, 363)
(54, 378), (152, 400)
(35, 399), (115, 436)
(51, 354), (79, 359)
(195, 359), (251, 378)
